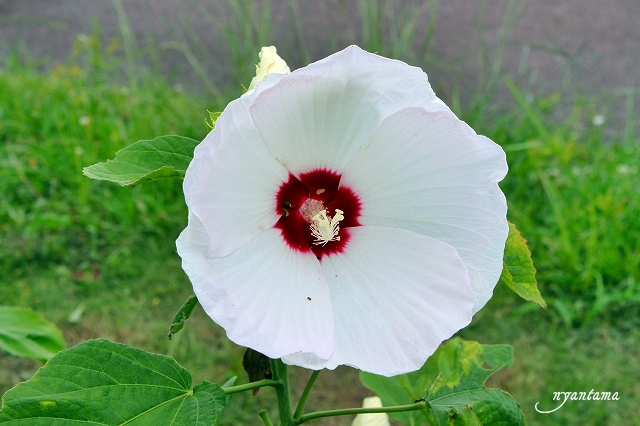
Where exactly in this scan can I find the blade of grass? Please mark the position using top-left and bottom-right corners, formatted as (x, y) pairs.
(503, 74), (550, 138)
(112, 0), (139, 93)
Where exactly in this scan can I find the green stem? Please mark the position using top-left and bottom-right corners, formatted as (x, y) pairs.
(293, 370), (320, 419)
(223, 379), (279, 395)
(297, 401), (428, 424)
(259, 409), (274, 426)
(270, 359), (295, 426)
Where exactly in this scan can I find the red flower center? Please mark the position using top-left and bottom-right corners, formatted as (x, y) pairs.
(274, 169), (361, 259)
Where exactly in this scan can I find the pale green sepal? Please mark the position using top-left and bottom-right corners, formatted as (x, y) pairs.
(167, 293), (198, 339)
(205, 111), (222, 130)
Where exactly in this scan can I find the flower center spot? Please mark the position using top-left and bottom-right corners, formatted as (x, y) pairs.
(274, 170), (361, 257)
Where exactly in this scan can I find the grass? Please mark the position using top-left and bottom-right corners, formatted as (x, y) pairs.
(1, 3), (640, 425)
(462, 284), (640, 426)
(0, 43), (208, 272)
(455, 86), (640, 327)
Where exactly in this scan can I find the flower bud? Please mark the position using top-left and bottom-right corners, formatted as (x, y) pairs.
(248, 46), (290, 90)
(352, 396), (390, 426)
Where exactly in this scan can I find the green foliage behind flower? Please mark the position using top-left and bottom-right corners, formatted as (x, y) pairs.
(1, 27), (639, 424)
(0, 55), (213, 278)
(0, 307), (65, 360)
(459, 89), (640, 326)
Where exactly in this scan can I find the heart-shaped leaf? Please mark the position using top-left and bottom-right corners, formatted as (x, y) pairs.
(0, 339), (227, 425)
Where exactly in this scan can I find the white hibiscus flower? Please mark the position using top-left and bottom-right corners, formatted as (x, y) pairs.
(176, 46), (508, 376)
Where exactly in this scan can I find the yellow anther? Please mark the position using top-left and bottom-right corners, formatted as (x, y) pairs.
(310, 209), (344, 246)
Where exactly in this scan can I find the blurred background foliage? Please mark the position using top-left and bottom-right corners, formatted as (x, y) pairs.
(1, 0), (639, 425)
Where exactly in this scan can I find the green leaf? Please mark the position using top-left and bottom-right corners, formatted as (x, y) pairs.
(428, 340), (513, 400)
(83, 135), (199, 186)
(0, 339), (228, 425)
(0, 306), (65, 360)
(360, 339), (516, 426)
(167, 293), (198, 339)
(429, 389), (525, 426)
(220, 377), (237, 405)
(220, 376), (237, 389)
(360, 339), (461, 425)
(427, 341), (520, 425)
(500, 221), (547, 308)
(438, 338), (463, 388)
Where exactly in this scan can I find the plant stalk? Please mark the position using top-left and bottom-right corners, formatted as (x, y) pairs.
(270, 359), (295, 426)
(223, 379), (279, 395)
(293, 370), (320, 419)
(259, 409), (275, 426)
(297, 401), (428, 424)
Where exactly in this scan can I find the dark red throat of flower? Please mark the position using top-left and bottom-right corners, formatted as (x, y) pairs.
(275, 169), (361, 259)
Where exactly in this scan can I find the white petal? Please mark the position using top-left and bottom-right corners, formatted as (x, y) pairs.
(176, 214), (334, 360)
(249, 45), (439, 175)
(283, 226), (474, 376)
(340, 106), (508, 313)
(183, 75), (290, 258)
